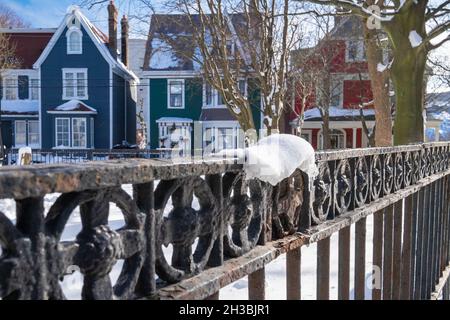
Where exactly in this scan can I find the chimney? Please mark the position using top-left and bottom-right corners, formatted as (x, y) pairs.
(108, 0), (118, 59)
(121, 15), (129, 67)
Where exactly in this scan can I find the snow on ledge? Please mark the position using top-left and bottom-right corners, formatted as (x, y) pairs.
(216, 134), (318, 186)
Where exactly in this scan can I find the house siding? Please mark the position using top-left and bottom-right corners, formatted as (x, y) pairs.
(149, 78), (202, 149)
(40, 23), (110, 149)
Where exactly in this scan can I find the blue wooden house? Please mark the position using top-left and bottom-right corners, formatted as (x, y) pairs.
(0, 3), (138, 150)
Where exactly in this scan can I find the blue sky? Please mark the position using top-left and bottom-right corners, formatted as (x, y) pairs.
(3, 0), (116, 30)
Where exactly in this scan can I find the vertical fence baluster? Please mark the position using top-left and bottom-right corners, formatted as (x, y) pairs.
(286, 247), (301, 300)
(423, 184), (432, 298)
(372, 210), (384, 300)
(338, 227), (351, 300)
(249, 269), (266, 300)
(383, 205), (394, 300)
(317, 237), (330, 300)
(415, 188), (425, 299)
(355, 218), (366, 300)
(392, 200), (403, 300)
(134, 182), (156, 297)
(401, 195), (414, 299)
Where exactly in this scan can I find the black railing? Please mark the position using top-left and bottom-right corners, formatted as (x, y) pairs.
(0, 142), (449, 300)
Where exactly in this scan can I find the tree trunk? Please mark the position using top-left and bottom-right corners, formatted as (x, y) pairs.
(385, 3), (428, 145)
(362, 20), (392, 147)
(390, 49), (427, 145)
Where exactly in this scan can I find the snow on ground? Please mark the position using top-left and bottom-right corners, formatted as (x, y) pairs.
(0, 184), (377, 300)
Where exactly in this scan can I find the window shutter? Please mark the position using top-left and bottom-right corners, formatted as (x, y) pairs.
(18, 76), (29, 100)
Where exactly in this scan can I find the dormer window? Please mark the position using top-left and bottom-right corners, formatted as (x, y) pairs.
(66, 27), (83, 54)
(346, 40), (366, 62)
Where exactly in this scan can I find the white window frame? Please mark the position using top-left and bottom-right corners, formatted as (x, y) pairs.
(66, 27), (83, 55)
(62, 68), (88, 100)
(27, 120), (40, 148)
(30, 79), (39, 101)
(167, 79), (185, 109)
(72, 118), (87, 149)
(345, 40), (366, 62)
(300, 131), (312, 143)
(55, 117), (71, 148)
(14, 120), (27, 147)
(4, 77), (18, 100)
(202, 79), (247, 109)
(319, 129), (346, 150)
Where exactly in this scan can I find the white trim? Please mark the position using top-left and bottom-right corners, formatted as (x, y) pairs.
(167, 79), (185, 109)
(14, 120), (27, 148)
(62, 68), (88, 100)
(1, 115), (39, 118)
(27, 120), (40, 148)
(71, 117), (87, 148)
(32, 10), (138, 82)
(55, 117), (71, 148)
(47, 111), (97, 115)
(66, 26), (83, 55)
(141, 71), (197, 78)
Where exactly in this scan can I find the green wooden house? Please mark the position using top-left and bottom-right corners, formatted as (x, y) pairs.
(135, 14), (262, 156)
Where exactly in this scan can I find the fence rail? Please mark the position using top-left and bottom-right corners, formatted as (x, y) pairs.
(3, 148), (163, 166)
(0, 142), (449, 300)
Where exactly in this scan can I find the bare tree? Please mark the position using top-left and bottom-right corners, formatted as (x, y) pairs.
(298, 0), (450, 145)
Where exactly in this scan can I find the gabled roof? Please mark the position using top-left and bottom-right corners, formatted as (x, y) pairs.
(142, 13), (247, 72)
(0, 28), (56, 69)
(48, 100), (97, 114)
(33, 7), (138, 82)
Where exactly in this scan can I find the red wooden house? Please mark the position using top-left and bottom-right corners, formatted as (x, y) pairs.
(289, 16), (376, 150)
(288, 16), (442, 150)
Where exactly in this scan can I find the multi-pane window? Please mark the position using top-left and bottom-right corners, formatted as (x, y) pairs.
(30, 79), (39, 100)
(56, 118), (70, 147)
(28, 121), (40, 146)
(15, 121), (27, 146)
(67, 28), (82, 54)
(205, 83), (213, 106)
(63, 69), (88, 100)
(320, 129), (345, 150)
(168, 80), (184, 109)
(217, 128), (234, 152)
(72, 118), (87, 148)
(346, 40), (366, 62)
(203, 80), (247, 107)
(4, 78), (17, 100)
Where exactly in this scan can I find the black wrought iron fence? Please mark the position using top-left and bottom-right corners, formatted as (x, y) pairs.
(0, 142), (449, 300)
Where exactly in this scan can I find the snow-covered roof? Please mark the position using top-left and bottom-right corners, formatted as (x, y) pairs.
(1, 100), (39, 116)
(302, 106), (376, 121)
(33, 6), (139, 82)
(143, 14), (246, 72)
(49, 100), (97, 113)
(156, 117), (193, 123)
